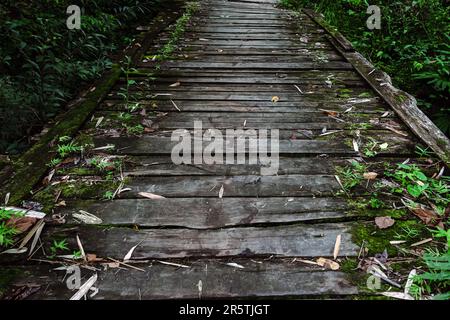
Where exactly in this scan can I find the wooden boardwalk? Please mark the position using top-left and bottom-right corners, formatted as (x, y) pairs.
(2, 0), (448, 300)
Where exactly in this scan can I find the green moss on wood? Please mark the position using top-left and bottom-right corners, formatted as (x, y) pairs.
(0, 66), (121, 205)
(351, 220), (427, 256)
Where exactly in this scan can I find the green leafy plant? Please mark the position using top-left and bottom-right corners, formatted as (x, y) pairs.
(49, 239), (69, 256)
(47, 158), (62, 168)
(119, 55), (138, 108)
(369, 196), (385, 209)
(72, 250), (82, 259)
(336, 161), (367, 192)
(125, 124), (144, 135)
(415, 145), (434, 158)
(386, 163), (449, 213)
(103, 191), (114, 200)
(57, 141), (82, 158)
(411, 229), (450, 300)
(0, 208), (24, 247)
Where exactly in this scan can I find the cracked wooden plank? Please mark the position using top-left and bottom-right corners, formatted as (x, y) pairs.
(60, 197), (351, 228)
(39, 223), (359, 259)
(5, 260), (358, 299)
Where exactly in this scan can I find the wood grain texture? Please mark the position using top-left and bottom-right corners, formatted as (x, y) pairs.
(7, 260), (358, 299)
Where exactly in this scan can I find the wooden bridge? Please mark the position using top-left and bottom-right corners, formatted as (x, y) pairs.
(1, 0), (449, 300)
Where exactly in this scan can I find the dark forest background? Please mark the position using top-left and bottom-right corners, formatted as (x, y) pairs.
(0, 0), (166, 154)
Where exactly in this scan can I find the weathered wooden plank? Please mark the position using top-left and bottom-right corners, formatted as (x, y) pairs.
(101, 100), (387, 113)
(163, 32), (329, 42)
(60, 197), (351, 228)
(172, 39), (327, 45)
(191, 26), (325, 34)
(160, 62), (352, 70)
(123, 156), (347, 175)
(136, 76), (365, 85)
(170, 44), (334, 51)
(156, 55), (345, 62)
(107, 92), (371, 101)
(182, 32), (326, 40)
(42, 223), (359, 258)
(57, 174), (340, 198)
(64, 155), (402, 177)
(165, 39), (333, 48)
(6, 261), (357, 299)
(136, 69), (362, 77)
(200, 14), (289, 20)
(116, 83), (366, 94)
(92, 111), (388, 123)
(103, 112), (382, 124)
(93, 136), (414, 156)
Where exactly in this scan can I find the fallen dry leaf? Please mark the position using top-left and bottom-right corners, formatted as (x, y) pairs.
(24, 220), (45, 254)
(138, 192), (166, 200)
(157, 260), (190, 268)
(390, 240), (407, 245)
(379, 142), (389, 150)
(1, 247), (28, 254)
(197, 280), (203, 299)
(5, 192), (10, 205)
(169, 81), (181, 87)
(375, 216), (395, 229)
(87, 254), (103, 262)
(55, 200), (66, 207)
(352, 139), (359, 153)
(219, 185), (224, 199)
(170, 99), (181, 111)
(294, 259), (319, 266)
(7, 216), (37, 233)
(76, 235), (86, 261)
(144, 127), (156, 133)
(316, 257), (340, 270)
(363, 172), (378, 180)
(95, 116), (104, 128)
(404, 269), (416, 296)
(410, 207), (440, 226)
(271, 96), (280, 103)
(124, 244), (139, 261)
(294, 85), (303, 94)
(42, 169), (55, 185)
(333, 234), (341, 260)
(320, 109), (339, 117)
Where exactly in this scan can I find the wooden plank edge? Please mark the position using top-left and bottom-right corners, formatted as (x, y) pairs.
(303, 8), (450, 166)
